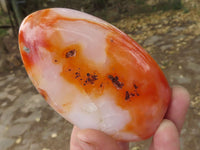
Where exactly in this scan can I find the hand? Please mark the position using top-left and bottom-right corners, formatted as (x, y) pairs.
(70, 86), (190, 150)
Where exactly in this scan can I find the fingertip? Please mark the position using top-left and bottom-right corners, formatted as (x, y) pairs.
(172, 85), (190, 105)
(77, 128), (114, 144)
(77, 129), (125, 150)
(150, 119), (180, 150)
(77, 129), (95, 142)
(70, 127), (100, 150)
(165, 86), (190, 132)
(156, 119), (178, 135)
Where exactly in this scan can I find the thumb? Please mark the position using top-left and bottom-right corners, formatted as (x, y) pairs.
(70, 126), (128, 150)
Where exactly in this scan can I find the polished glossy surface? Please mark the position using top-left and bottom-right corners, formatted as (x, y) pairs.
(18, 8), (171, 141)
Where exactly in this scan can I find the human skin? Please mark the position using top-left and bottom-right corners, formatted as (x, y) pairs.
(70, 86), (190, 150)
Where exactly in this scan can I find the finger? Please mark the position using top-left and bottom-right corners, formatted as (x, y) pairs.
(70, 126), (82, 150)
(76, 128), (129, 150)
(165, 86), (190, 132)
(149, 119), (180, 150)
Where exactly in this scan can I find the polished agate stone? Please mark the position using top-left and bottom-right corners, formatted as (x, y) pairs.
(18, 8), (171, 141)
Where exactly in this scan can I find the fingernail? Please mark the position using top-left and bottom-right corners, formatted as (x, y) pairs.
(78, 133), (97, 150)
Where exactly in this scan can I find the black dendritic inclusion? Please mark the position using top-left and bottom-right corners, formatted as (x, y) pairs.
(100, 83), (103, 87)
(65, 49), (76, 58)
(85, 73), (98, 84)
(87, 73), (90, 76)
(125, 83), (140, 100)
(23, 46), (30, 53)
(134, 84), (138, 89)
(71, 70), (99, 86)
(125, 91), (130, 100)
(75, 72), (81, 78)
(108, 75), (124, 89)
